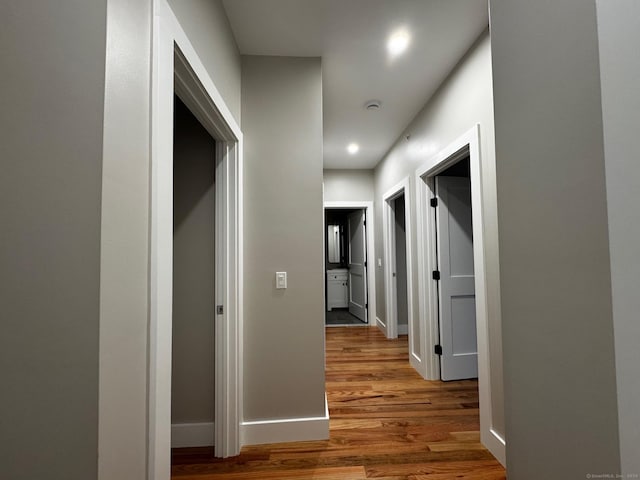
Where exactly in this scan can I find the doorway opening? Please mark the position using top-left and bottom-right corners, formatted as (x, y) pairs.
(150, 13), (243, 477)
(382, 178), (419, 371)
(392, 194), (409, 336)
(415, 125), (504, 461)
(432, 157), (478, 381)
(325, 208), (368, 326)
(170, 96), (216, 450)
(323, 202), (376, 327)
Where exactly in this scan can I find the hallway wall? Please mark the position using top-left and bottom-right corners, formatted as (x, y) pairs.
(323, 169), (374, 202)
(372, 30), (504, 451)
(242, 56), (326, 423)
(0, 1), (107, 479)
(490, 1), (620, 477)
(597, 1), (640, 474)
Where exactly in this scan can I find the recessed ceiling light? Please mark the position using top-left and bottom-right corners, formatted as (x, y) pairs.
(347, 143), (359, 155)
(387, 29), (411, 57)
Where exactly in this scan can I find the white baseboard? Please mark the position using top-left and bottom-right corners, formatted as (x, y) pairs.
(398, 324), (408, 335)
(240, 394), (329, 446)
(376, 316), (386, 330)
(484, 428), (506, 466)
(171, 422), (214, 448)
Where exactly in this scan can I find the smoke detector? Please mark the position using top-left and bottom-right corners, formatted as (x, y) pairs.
(365, 100), (381, 111)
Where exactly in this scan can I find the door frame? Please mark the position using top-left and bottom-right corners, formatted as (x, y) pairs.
(324, 201), (376, 325)
(415, 125), (504, 460)
(381, 178), (416, 359)
(149, 1), (243, 478)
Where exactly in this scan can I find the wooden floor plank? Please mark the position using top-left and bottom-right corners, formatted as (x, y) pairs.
(171, 327), (505, 479)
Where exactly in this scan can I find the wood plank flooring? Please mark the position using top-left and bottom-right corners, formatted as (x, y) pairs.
(172, 327), (505, 479)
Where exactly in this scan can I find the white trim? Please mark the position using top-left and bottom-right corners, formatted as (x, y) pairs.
(171, 423), (215, 448)
(483, 428), (506, 466)
(381, 179), (416, 372)
(240, 395), (330, 446)
(414, 124), (505, 464)
(150, 2), (243, 478)
(324, 201), (376, 325)
(376, 316), (386, 330)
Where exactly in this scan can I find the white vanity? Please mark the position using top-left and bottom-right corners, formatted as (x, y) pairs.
(327, 268), (348, 311)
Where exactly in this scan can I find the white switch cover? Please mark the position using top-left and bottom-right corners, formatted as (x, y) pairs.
(276, 272), (287, 289)
(378, 258), (382, 267)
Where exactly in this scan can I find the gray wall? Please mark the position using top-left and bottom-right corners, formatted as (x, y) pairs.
(373, 31), (504, 440)
(490, 1), (620, 477)
(242, 55), (326, 421)
(172, 97), (216, 426)
(323, 169), (374, 202)
(168, 0), (242, 125)
(0, 1), (106, 478)
(394, 196), (408, 327)
(596, 0), (640, 475)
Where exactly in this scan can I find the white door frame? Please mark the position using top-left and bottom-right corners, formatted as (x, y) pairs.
(149, 1), (243, 478)
(381, 178), (416, 361)
(324, 201), (376, 325)
(415, 124), (504, 461)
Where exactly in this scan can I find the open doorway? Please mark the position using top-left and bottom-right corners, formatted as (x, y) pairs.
(325, 208), (368, 326)
(432, 158), (478, 381)
(323, 201), (376, 327)
(171, 96), (216, 449)
(150, 15), (243, 476)
(381, 177), (415, 342)
(415, 126), (504, 461)
(393, 195), (409, 336)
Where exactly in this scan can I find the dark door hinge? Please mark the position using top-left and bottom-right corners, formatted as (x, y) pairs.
(434, 345), (443, 355)
(216, 305), (224, 315)
(430, 198), (438, 208)
(432, 270), (441, 281)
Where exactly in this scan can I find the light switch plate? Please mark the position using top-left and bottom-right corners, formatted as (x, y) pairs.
(378, 258), (382, 267)
(276, 271), (287, 289)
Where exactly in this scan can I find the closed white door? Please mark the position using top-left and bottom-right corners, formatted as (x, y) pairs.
(435, 176), (478, 381)
(347, 210), (367, 322)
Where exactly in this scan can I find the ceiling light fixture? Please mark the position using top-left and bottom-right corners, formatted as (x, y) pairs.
(387, 29), (411, 57)
(347, 143), (360, 155)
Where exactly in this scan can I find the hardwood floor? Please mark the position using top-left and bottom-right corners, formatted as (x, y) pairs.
(172, 326), (505, 479)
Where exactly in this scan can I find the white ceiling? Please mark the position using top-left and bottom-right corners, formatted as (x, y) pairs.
(222, 0), (488, 169)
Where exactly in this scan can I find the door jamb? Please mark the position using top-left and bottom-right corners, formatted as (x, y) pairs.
(415, 125), (504, 462)
(149, 2), (243, 478)
(323, 201), (375, 325)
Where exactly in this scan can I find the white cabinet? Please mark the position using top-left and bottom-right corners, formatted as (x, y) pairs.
(327, 269), (348, 311)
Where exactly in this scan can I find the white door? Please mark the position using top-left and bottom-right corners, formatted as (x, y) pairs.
(435, 176), (478, 381)
(347, 210), (367, 322)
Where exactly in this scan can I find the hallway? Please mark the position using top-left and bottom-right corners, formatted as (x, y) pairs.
(171, 327), (505, 479)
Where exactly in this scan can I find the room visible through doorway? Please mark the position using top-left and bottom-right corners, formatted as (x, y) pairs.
(325, 208), (369, 326)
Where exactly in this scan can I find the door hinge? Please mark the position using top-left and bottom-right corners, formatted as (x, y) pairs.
(364, 261), (367, 267)
(432, 270), (441, 280)
(434, 344), (443, 355)
(216, 305), (224, 315)
(430, 198), (438, 208)
(365, 303), (368, 309)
